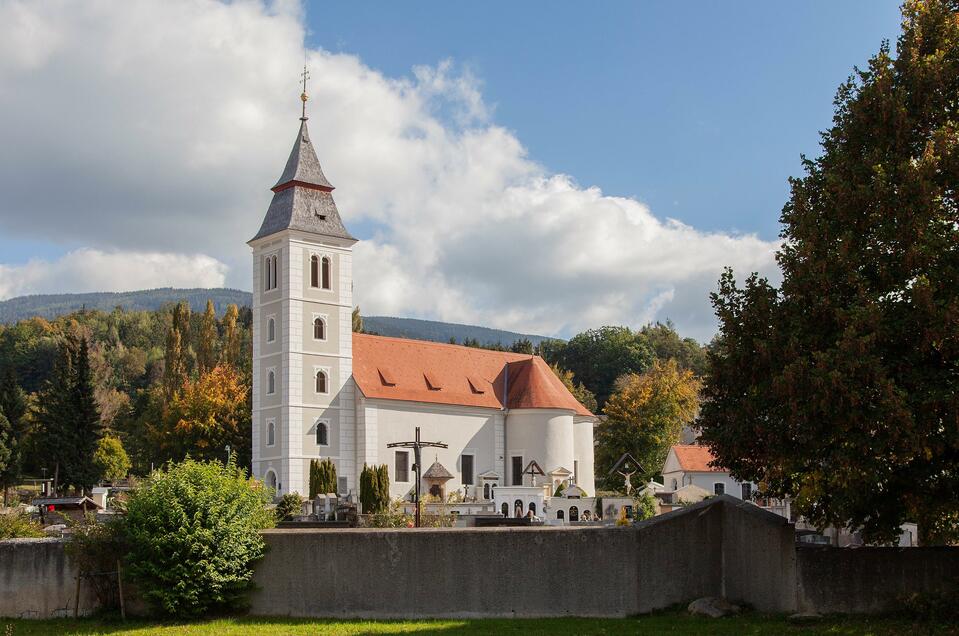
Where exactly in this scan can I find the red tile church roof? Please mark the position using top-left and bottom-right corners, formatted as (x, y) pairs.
(352, 333), (593, 416)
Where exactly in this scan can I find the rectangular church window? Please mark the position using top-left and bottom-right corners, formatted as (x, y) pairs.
(395, 451), (409, 482)
(461, 455), (474, 485)
(511, 456), (523, 486)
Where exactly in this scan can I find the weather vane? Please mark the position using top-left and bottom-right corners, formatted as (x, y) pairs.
(300, 65), (310, 120)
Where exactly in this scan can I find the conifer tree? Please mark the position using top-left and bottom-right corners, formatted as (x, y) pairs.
(63, 336), (103, 492)
(197, 300), (217, 375)
(0, 367), (28, 505)
(35, 337), (103, 493)
(0, 414), (13, 504)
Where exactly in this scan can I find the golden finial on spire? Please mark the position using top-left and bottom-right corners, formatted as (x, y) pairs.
(300, 65), (310, 120)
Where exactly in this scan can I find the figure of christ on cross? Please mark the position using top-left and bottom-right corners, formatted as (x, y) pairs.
(387, 427), (447, 528)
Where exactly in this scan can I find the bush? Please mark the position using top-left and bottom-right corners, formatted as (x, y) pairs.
(633, 493), (658, 521)
(0, 510), (44, 539)
(93, 435), (131, 483)
(362, 500), (455, 528)
(359, 464), (390, 514)
(65, 514), (124, 608)
(122, 457), (274, 617)
(900, 584), (959, 622)
(275, 492), (303, 521)
(308, 458), (336, 499)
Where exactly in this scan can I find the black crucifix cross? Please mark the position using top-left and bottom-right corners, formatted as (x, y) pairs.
(387, 427), (447, 527)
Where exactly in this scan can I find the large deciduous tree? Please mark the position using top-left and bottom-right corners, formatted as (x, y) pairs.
(163, 365), (251, 468)
(598, 359), (700, 487)
(699, 0), (959, 543)
(556, 326), (654, 408)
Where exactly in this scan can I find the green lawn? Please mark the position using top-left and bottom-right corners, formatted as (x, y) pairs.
(1, 613), (956, 636)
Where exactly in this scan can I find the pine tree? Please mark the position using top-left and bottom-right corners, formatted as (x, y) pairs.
(35, 344), (74, 494)
(0, 414), (13, 504)
(197, 300), (217, 375)
(63, 336), (103, 492)
(0, 367), (28, 505)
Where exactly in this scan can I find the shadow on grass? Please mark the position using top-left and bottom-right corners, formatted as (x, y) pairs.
(3, 611), (959, 636)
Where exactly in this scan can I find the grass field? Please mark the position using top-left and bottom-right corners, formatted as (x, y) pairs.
(2, 612), (956, 636)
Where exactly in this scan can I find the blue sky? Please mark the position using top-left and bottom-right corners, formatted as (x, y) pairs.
(0, 1), (906, 339)
(306, 0), (902, 241)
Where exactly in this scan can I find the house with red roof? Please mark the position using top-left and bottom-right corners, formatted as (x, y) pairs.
(246, 103), (596, 509)
(661, 445), (757, 503)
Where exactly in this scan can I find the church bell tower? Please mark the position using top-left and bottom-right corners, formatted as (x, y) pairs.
(248, 70), (357, 497)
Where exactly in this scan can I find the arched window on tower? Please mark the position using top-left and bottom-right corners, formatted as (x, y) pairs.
(267, 370), (275, 395)
(267, 318), (275, 343)
(315, 370), (328, 394)
(271, 254), (278, 290)
(313, 317), (326, 340)
(266, 470), (277, 492)
(264, 257), (271, 291)
(267, 420), (275, 446)
(316, 421), (329, 446)
(310, 255), (319, 288)
(321, 256), (331, 290)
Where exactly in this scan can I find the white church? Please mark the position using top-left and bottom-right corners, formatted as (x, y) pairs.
(248, 95), (597, 512)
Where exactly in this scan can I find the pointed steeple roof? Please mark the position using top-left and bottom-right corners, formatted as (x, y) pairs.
(271, 120), (334, 192)
(250, 118), (354, 243)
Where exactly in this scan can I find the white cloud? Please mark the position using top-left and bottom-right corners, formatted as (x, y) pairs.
(0, 249), (227, 300)
(0, 0), (779, 341)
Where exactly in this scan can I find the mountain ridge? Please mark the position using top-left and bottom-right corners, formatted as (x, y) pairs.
(0, 289), (553, 347)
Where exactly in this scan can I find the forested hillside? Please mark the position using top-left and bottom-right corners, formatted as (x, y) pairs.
(0, 290), (548, 347)
(0, 288), (251, 323)
(0, 296), (706, 496)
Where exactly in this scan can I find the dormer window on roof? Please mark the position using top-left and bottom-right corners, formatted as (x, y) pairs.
(467, 376), (487, 394)
(378, 368), (396, 387)
(424, 371), (442, 391)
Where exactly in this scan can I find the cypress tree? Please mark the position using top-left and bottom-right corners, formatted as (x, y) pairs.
(197, 300), (217, 375)
(163, 304), (188, 399)
(222, 304), (241, 368)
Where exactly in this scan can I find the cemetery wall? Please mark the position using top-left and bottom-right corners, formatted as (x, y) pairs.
(796, 545), (959, 613)
(5, 497), (959, 619)
(0, 538), (97, 619)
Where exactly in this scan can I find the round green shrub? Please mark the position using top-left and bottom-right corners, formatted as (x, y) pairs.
(123, 458), (274, 617)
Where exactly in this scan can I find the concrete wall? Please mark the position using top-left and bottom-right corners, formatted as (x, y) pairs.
(250, 526), (640, 618)
(6, 497), (959, 619)
(0, 538), (96, 619)
(796, 545), (959, 614)
(721, 499), (798, 612)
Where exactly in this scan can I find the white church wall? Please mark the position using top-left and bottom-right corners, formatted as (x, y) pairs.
(573, 416), (596, 494)
(506, 409), (575, 488)
(369, 399), (500, 501)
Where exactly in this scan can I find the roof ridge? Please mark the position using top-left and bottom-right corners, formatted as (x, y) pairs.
(353, 332), (532, 359)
